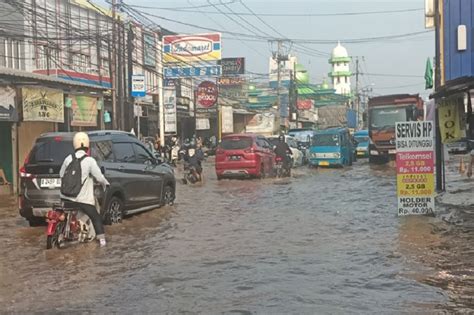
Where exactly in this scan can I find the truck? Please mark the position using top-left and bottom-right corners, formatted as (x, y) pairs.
(317, 105), (357, 130)
(368, 94), (424, 164)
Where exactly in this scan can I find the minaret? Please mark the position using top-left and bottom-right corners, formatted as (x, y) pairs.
(328, 42), (352, 95)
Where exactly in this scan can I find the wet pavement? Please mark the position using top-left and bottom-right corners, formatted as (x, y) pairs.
(0, 159), (473, 314)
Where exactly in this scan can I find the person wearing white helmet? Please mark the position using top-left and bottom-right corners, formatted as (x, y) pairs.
(59, 132), (110, 247)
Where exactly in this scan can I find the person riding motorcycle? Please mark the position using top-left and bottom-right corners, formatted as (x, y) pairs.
(59, 132), (110, 247)
(274, 135), (293, 170)
(183, 146), (204, 182)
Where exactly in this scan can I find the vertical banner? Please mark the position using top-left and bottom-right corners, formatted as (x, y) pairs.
(396, 121), (435, 216)
(438, 96), (464, 143)
(221, 106), (234, 134)
(164, 87), (177, 133)
(70, 95), (98, 127)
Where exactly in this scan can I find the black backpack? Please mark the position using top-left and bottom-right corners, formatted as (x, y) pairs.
(60, 154), (86, 197)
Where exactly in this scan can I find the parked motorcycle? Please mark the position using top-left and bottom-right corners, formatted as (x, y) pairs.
(45, 204), (96, 249)
(275, 155), (291, 178)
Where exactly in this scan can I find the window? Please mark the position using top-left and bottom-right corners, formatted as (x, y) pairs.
(0, 38), (6, 67)
(28, 139), (73, 165)
(91, 141), (114, 162)
(337, 77), (341, 84)
(113, 143), (135, 163)
(132, 143), (152, 164)
(220, 136), (253, 150)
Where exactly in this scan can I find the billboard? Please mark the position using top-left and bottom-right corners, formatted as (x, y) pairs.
(221, 106), (234, 134)
(196, 81), (218, 112)
(163, 33), (221, 63)
(22, 87), (64, 123)
(396, 121), (435, 216)
(144, 33), (156, 67)
(131, 74), (146, 98)
(219, 57), (245, 75)
(164, 65), (221, 78)
(296, 99), (314, 110)
(0, 86), (17, 122)
(269, 55), (297, 88)
(70, 95), (98, 127)
(164, 88), (177, 133)
(246, 113), (277, 134)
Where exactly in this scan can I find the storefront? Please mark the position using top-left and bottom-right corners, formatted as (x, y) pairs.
(0, 85), (18, 194)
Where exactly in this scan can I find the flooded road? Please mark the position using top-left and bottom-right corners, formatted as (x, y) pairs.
(0, 160), (472, 313)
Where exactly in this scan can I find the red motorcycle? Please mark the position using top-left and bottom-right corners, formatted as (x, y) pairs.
(46, 205), (96, 249)
(274, 155), (292, 178)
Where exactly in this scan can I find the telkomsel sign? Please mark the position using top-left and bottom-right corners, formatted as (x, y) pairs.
(396, 121), (435, 216)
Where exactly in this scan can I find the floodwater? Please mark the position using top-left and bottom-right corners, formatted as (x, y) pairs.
(0, 159), (472, 314)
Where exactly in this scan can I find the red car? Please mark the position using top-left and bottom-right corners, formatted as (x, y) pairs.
(215, 134), (275, 179)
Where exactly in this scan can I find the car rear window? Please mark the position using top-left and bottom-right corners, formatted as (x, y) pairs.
(28, 138), (74, 165)
(220, 137), (253, 150)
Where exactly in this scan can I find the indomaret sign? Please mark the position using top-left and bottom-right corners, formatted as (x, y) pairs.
(395, 121), (435, 216)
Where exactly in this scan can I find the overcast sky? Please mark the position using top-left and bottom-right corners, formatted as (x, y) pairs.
(105, 0), (434, 98)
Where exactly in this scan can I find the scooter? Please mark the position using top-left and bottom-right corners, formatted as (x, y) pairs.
(182, 162), (202, 184)
(45, 204), (96, 249)
(275, 155), (292, 178)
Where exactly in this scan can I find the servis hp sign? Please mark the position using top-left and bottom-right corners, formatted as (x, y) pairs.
(196, 81), (218, 112)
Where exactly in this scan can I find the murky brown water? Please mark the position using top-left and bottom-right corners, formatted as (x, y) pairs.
(0, 160), (472, 313)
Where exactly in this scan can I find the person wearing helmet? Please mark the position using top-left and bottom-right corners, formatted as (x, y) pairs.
(184, 146), (204, 181)
(59, 132), (110, 247)
(274, 135), (292, 168)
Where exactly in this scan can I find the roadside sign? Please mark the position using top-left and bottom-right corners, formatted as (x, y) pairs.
(396, 121), (435, 216)
(164, 65), (221, 78)
(131, 75), (146, 98)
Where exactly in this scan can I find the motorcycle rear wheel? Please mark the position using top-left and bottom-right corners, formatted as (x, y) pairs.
(46, 221), (65, 249)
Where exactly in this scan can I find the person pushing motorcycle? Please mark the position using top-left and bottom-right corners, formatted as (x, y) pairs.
(59, 132), (110, 247)
(274, 135), (292, 169)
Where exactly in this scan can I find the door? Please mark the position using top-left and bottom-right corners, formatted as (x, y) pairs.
(131, 142), (163, 205)
(111, 142), (147, 208)
(257, 137), (273, 175)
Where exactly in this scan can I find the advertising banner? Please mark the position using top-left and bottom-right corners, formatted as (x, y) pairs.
(221, 106), (234, 134)
(70, 95), (98, 127)
(246, 113), (276, 134)
(396, 121), (435, 216)
(196, 118), (210, 130)
(438, 96), (464, 143)
(217, 77), (246, 86)
(163, 33), (221, 63)
(22, 87), (64, 123)
(0, 86), (18, 122)
(196, 81), (218, 113)
(164, 88), (177, 133)
(131, 74), (146, 98)
(144, 33), (156, 67)
(297, 99), (314, 110)
(219, 57), (245, 75)
(164, 65), (221, 78)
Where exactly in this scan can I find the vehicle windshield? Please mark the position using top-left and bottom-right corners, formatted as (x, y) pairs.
(288, 130), (313, 143)
(312, 134), (340, 147)
(355, 136), (369, 143)
(220, 137), (253, 150)
(28, 139), (73, 165)
(370, 106), (407, 129)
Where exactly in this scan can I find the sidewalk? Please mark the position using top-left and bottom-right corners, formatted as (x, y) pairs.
(436, 156), (474, 209)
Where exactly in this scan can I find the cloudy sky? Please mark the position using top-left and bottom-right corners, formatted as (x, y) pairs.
(102, 0), (434, 97)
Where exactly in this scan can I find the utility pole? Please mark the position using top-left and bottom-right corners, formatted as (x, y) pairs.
(355, 56), (360, 129)
(158, 39), (165, 146)
(110, 0), (118, 130)
(127, 24), (135, 133)
(270, 39), (291, 133)
(434, 0), (444, 192)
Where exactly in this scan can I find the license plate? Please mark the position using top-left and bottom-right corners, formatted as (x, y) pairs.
(319, 161), (329, 166)
(389, 149), (396, 154)
(357, 152), (365, 156)
(230, 155), (241, 161)
(40, 178), (61, 188)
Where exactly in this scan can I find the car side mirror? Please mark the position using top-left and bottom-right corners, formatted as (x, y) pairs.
(100, 166), (106, 174)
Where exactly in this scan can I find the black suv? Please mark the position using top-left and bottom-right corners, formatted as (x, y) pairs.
(19, 131), (176, 226)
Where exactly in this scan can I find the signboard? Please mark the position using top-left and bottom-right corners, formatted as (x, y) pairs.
(70, 95), (98, 127)
(196, 118), (210, 130)
(0, 86), (18, 122)
(217, 77), (246, 86)
(269, 55), (297, 88)
(396, 121), (435, 216)
(196, 81), (218, 112)
(438, 96), (464, 143)
(297, 99), (314, 110)
(144, 33), (156, 67)
(219, 57), (245, 75)
(164, 88), (177, 133)
(22, 87), (64, 123)
(246, 113), (276, 134)
(164, 65), (221, 78)
(131, 75), (146, 98)
(221, 106), (234, 134)
(163, 33), (221, 63)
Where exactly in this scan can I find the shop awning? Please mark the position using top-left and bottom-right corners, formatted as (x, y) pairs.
(430, 76), (474, 99)
(0, 68), (108, 91)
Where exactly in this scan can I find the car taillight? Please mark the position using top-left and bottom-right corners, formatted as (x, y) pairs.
(20, 152), (35, 178)
(275, 157), (283, 162)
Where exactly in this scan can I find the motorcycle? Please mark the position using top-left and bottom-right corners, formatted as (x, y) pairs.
(275, 155), (292, 178)
(182, 162), (202, 184)
(45, 204), (96, 249)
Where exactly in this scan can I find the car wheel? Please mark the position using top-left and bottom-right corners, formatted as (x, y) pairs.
(104, 196), (124, 225)
(162, 185), (175, 206)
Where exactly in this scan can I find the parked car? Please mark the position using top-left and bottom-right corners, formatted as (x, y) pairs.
(267, 135), (305, 167)
(308, 127), (355, 167)
(354, 129), (370, 158)
(215, 134), (275, 179)
(19, 131), (176, 226)
(446, 138), (469, 155)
